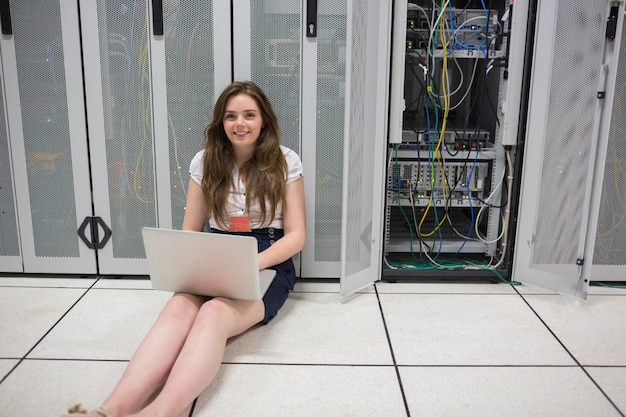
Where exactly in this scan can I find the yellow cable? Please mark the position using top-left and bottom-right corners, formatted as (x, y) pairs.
(419, 1), (450, 237)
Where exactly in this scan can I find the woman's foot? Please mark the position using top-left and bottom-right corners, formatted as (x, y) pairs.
(61, 404), (112, 417)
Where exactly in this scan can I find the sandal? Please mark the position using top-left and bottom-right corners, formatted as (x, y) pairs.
(61, 404), (112, 417)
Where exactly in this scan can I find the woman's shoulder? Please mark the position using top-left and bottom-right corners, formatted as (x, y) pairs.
(192, 149), (205, 162)
(280, 145), (303, 183)
(280, 145), (301, 163)
(189, 150), (206, 184)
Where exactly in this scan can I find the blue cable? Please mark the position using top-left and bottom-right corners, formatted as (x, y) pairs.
(423, 95), (442, 261)
(448, 0), (490, 52)
(455, 138), (480, 255)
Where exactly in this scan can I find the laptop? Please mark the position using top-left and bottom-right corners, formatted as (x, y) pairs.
(141, 227), (276, 300)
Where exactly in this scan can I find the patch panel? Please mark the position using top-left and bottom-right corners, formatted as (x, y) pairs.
(406, 5), (499, 52)
(398, 129), (490, 151)
(387, 159), (490, 207)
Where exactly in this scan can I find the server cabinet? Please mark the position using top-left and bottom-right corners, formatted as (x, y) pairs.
(384, 0), (528, 277)
(80, 0), (229, 274)
(232, 0), (390, 288)
(2, 1), (389, 284)
(1, 0), (96, 273)
(513, 0), (626, 298)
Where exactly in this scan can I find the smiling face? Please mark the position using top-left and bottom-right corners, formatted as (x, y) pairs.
(223, 93), (264, 162)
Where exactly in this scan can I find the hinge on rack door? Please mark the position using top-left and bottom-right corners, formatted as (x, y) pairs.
(77, 217), (112, 250)
(576, 258), (584, 266)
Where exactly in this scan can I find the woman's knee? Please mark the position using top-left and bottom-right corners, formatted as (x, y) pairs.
(195, 298), (233, 326)
(159, 293), (204, 324)
(196, 298), (264, 337)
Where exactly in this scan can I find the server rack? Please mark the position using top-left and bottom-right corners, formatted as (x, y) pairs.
(384, 0), (528, 279)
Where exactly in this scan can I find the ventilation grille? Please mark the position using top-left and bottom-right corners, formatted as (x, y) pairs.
(593, 16), (626, 266)
(344, 0), (369, 271)
(164, 1), (215, 229)
(251, 2), (301, 154)
(14, 0), (79, 258)
(532, 0), (606, 265)
(314, 1), (348, 262)
(98, 0), (157, 259)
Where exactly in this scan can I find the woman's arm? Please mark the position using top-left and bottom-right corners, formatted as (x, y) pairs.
(182, 179), (207, 232)
(257, 176), (306, 270)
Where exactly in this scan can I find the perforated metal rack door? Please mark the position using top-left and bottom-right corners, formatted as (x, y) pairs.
(339, 0), (389, 297)
(311, 2), (348, 269)
(159, 0), (217, 230)
(249, 1), (302, 155)
(590, 12), (626, 279)
(513, 0), (613, 297)
(3, 0), (95, 273)
(81, 1), (221, 274)
(81, 0), (158, 273)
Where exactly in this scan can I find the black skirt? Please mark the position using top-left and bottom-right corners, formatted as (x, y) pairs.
(211, 227), (296, 323)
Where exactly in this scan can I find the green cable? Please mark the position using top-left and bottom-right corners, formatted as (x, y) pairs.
(590, 281), (626, 289)
(394, 145), (420, 260)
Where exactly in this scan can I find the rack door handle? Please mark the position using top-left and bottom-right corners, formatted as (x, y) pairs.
(78, 217), (112, 250)
(0, 0), (12, 35)
(306, 0), (317, 37)
(152, 0), (163, 35)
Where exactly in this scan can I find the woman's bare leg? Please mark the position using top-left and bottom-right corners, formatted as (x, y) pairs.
(97, 293), (206, 417)
(129, 297), (264, 417)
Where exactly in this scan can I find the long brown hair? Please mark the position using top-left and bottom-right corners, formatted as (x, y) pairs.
(202, 81), (287, 229)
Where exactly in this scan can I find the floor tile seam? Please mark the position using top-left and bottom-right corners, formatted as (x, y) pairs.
(396, 364), (588, 368)
(20, 280), (99, 364)
(290, 291), (344, 294)
(516, 292), (581, 365)
(373, 284), (411, 417)
(18, 357), (130, 363)
(519, 293), (626, 298)
(517, 292), (625, 417)
(587, 294), (626, 298)
(376, 292), (522, 296)
(220, 362), (398, 367)
(582, 365), (626, 368)
(0, 361), (21, 385)
(16, 358), (400, 368)
(0, 285), (94, 290)
(578, 365), (626, 417)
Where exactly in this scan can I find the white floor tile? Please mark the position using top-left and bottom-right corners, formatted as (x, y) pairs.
(0, 359), (127, 417)
(193, 364), (405, 417)
(223, 292), (393, 365)
(0, 287), (85, 357)
(2, 278), (625, 417)
(0, 359), (196, 417)
(585, 366), (626, 413)
(0, 276), (96, 288)
(29, 289), (172, 360)
(521, 294), (626, 365)
(380, 293), (575, 365)
(399, 366), (621, 417)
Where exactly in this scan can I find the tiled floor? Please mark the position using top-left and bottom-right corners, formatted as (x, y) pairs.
(1, 276), (625, 417)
